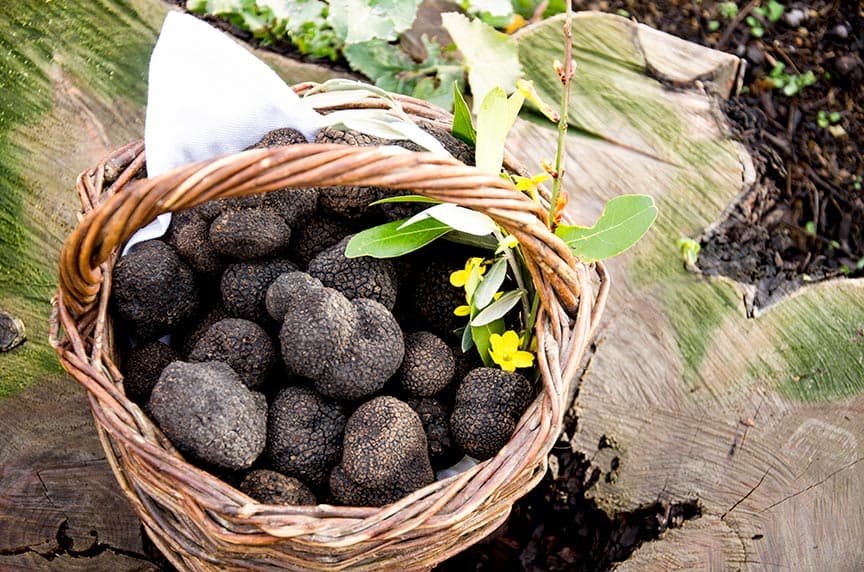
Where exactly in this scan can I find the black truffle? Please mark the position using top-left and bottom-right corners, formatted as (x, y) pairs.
(175, 303), (231, 356)
(112, 240), (199, 339)
(289, 214), (357, 268)
(210, 208), (291, 260)
(450, 367), (533, 461)
(164, 210), (225, 276)
(396, 331), (455, 397)
(408, 255), (468, 339)
(239, 469), (316, 505)
(308, 236), (399, 310)
(266, 386), (346, 487)
(148, 361), (267, 470)
(329, 396), (434, 507)
(407, 397), (457, 466)
(221, 258), (297, 323)
(267, 272), (404, 400)
(122, 340), (181, 404)
(315, 127), (386, 219)
(188, 318), (276, 389)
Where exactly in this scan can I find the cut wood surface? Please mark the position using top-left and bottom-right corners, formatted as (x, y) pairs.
(511, 13), (864, 571)
(0, 3), (861, 571)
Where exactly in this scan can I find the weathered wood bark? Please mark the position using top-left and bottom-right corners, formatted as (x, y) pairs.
(511, 13), (864, 570)
(0, 2), (340, 569)
(1, 3), (862, 570)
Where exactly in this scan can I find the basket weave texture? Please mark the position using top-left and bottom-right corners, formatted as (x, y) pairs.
(50, 83), (608, 571)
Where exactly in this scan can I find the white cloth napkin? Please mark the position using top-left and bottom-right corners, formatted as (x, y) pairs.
(124, 11), (323, 253)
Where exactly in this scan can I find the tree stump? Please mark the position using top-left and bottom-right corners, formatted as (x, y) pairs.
(511, 13), (864, 570)
(1, 3), (861, 570)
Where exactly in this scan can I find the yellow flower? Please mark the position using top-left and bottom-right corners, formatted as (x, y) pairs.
(449, 257), (486, 288)
(454, 304), (471, 317)
(488, 330), (535, 372)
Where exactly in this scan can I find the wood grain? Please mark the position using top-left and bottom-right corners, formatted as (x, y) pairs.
(513, 12), (864, 570)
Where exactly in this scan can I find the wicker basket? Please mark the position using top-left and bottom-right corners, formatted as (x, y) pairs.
(50, 83), (608, 571)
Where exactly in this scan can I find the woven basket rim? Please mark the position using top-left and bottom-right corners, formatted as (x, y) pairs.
(50, 82), (609, 571)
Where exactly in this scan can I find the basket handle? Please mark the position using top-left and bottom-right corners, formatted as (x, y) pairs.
(58, 144), (583, 322)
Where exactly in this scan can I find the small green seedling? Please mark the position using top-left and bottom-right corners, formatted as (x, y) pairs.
(718, 2), (739, 18)
(707, 20), (721, 32)
(768, 62), (816, 96)
(754, 0), (785, 22)
(817, 110), (842, 128)
(677, 237), (701, 267)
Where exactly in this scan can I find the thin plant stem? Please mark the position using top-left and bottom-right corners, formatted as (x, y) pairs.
(547, 2), (574, 230)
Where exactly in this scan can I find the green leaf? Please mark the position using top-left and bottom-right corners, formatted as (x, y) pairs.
(328, 0), (422, 44)
(344, 217), (451, 258)
(260, 0), (327, 33)
(343, 39), (463, 112)
(452, 83), (477, 145)
(471, 318), (505, 366)
(369, 195), (442, 206)
(555, 195), (658, 262)
(441, 12), (521, 114)
(473, 258), (507, 309)
(460, 324), (475, 352)
(399, 203), (497, 236)
(475, 87), (525, 174)
(471, 289), (523, 326)
(443, 231), (499, 251)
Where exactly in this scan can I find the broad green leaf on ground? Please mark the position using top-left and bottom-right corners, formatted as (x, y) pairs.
(399, 203), (497, 236)
(452, 83), (476, 145)
(475, 87), (525, 174)
(472, 258), (507, 308)
(344, 38), (463, 111)
(441, 12), (521, 113)
(329, 0), (422, 44)
(260, 0), (326, 33)
(345, 217), (451, 258)
(471, 289), (524, 326)
(471, 318), (506, 366)
(555, 194), (658, 261)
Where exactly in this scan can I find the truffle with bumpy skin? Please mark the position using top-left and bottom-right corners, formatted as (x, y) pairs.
(308, 236), (399, 310)
(450, 367), (533, 461)
(209, 208), (291, 260)
(188, 318), (276, 389)
(408, 257), (466, 339)
(266, 386), (346, 486)
(112, 240), (199, 340)
(148, 361), (267, 470)
(266, 272), (404, 400)
(289, 214), (357, 268)
(239, 469), (316, 505)
(175, 303), (230, 356)
(314, 127), (387, 219)
(221, 258), (297, 323)
(329, 396), (434, 507)
(164, 210), (224, 276)
(122, 341), (181, 404)
(407, 397), (458, 466)
(396, 331), (455, 397)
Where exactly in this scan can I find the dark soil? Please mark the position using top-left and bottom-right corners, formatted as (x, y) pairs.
(585, 0), (863, 311)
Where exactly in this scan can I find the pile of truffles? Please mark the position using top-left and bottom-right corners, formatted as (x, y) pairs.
(114, 126), (533, 508)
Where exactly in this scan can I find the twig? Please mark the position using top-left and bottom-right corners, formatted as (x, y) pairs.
(548, 3), (574, 230)
(717, 0), (761, 51)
